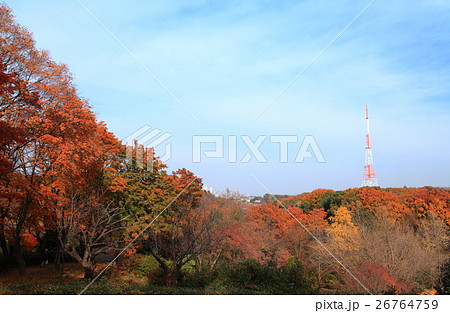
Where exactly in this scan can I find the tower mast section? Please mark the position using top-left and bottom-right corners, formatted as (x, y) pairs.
(361, 104), (378, 187)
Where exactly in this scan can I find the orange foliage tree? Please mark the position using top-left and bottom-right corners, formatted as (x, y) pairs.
(242, 199), (327, 267)
(0, 3), (123, 276)
(135, 168), (226, 286)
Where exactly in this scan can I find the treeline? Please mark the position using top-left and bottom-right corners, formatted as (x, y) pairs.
(1, 3), (450, 294)
(245, 187), (450, 293)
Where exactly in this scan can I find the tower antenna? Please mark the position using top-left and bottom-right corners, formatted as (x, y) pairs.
(362, 104), (379, 187)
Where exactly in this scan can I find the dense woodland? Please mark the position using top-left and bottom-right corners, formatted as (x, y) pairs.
(1, 4), (449, 294)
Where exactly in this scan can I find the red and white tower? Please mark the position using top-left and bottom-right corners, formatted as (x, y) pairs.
(362, 104), (378, 187)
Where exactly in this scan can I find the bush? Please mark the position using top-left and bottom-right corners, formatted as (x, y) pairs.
(183, 268), (218, 288)
(184, 258), (314, 294)
(127, 253), (160, 278)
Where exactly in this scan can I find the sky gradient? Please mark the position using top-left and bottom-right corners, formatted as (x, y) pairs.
(7, 0), (450, 195)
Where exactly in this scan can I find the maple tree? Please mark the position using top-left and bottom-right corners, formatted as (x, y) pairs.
(51, 124), (123, 279)
(116, 154), (228, 285)
(0, 61), (26, 259)
(192, 192), (237, 272)
(0, 4), (58, 275)
(0, 3), (123, 276)
(241, 200), (328, 267)
(243, 202), (292, 264)
(141, 168), (226, 285)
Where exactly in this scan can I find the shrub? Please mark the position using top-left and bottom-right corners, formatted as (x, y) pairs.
(127, 253), (160, 278)
(185, 258), (314, 294)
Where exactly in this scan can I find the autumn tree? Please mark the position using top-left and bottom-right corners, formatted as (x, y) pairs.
(193, 192), (238, 272)
(0, 3), (123, 276)
(58, 185), (126, 279)
(119, 147), (171, 240)
(416, 212), (450, 289)
(0, 4), (59, 274)
(243, 203), (292, 264)
(0, 61), (27, 259)
(328, 206), (360, 255)
(355, 209), (446, 292)
(140, 169), (227, 285)
(50, 123), (124, 279)
(119, 166), (224, 286)
(242, 198), (329, 270)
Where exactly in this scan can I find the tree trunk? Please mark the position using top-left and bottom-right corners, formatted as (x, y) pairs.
(13, 233), (25, 276)
(0, 231), (10, 271)
(66, 247), (96, 280)
(150, 250), (172, 286)
(163, 267), (171, 287)
(0, 232), (9, 257)
(8, 243), (13, 257)
(14, 192), (32, 277)
(210, 250), (222, 272)
(54, 248), (60, 268)
(58, 248), (65, 283)
(170, 263), (185, 286)
(83, 264), (95, 280)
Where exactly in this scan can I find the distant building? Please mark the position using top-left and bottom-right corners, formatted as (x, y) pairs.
(202, 184), (218, 197)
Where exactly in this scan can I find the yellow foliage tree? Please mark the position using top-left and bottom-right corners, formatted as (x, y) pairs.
(328, 206), (360, 253)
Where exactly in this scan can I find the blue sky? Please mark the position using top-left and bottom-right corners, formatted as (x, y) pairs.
(7, 0), (450, 195)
